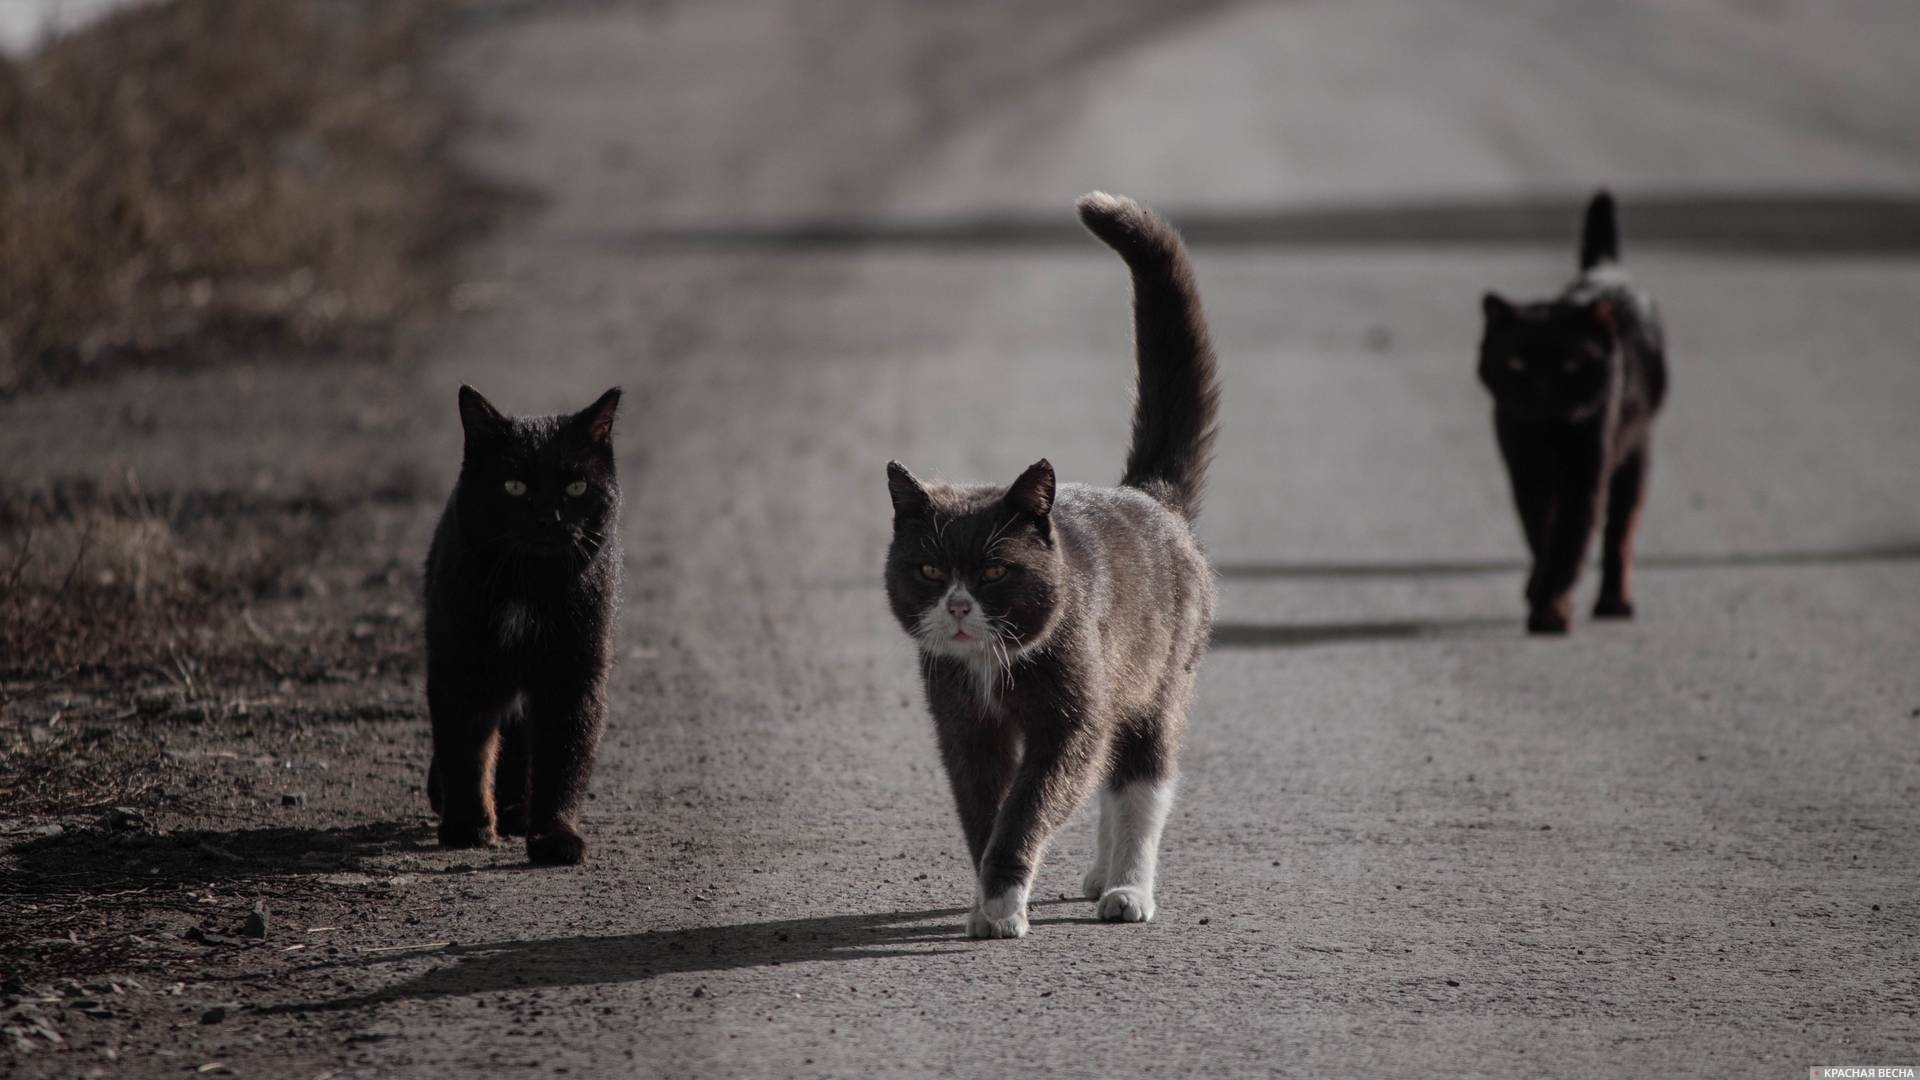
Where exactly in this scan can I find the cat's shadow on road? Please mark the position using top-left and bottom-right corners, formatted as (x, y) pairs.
(7, 819), (435, 889)
(265, 900), (1093, 1012)
(1210, 615), (1512, 649)
(1206, 540), (1920, 648)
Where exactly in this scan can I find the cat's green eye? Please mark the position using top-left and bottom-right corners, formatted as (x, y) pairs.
(980, 565), (1008, 582)
(919, 564), (947, 582)
(503, 480), (527, 496)
(565, 480), (588, 497)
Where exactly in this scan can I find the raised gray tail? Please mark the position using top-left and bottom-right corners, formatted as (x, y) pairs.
(1076, 191), (1221, 521)
(1580, 189), (1620, 271)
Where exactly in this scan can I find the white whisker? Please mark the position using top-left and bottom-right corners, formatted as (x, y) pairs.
(982, 513), (1018, 556)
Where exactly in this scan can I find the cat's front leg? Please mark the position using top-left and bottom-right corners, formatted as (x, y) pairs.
(523, 669), (607, 866)
(1528, 441), (1607, 635)
(1495, 415), (1554, 566)
(427, 665), (504, 849)
(492, 722), (531, 836)
(970, 703), (1108, 940)
(1081, 795), (1116, 900)
(1528, 496), (1600, 634)
(967, 883), (1031, 939)
(927, 673), (1019, 870)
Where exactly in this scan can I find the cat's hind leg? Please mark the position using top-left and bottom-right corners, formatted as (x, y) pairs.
(1095, 779), (1174, 923)
(1595, 447), (1648, 618)
(1094, 722), (1177, 924)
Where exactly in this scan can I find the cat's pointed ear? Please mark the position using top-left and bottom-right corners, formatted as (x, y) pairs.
(573, 386), (622, 447)
(1482, 292), (1515, 324)
(887, 461), (929, 518)
(1006, 459), (1055, 522)
(457, 385), (507, 441)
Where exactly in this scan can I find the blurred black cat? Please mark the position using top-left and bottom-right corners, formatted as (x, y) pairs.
(884, 192), (1220, 938)
(1480, 191), (1668, 634)
(424, 385), (622, 865)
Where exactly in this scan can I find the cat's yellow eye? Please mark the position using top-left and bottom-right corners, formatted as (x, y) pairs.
(565, 480), (588, 497)
(919, 564), (946, 582)
(504, 480), (528, 496)
(980, 565), (1008, 582)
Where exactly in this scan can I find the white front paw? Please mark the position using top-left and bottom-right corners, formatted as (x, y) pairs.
(968, 885), (1030, 939)
(966, 905), (1029, 939)
(1096, 886), (1156, 923)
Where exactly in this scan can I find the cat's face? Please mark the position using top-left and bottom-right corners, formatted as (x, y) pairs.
(455, 385), (622, 559)
(1478, 293), (1617, 422)
(883, 460), (1063, 666)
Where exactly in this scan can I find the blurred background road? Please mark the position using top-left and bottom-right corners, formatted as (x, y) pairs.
(7, 1), (1920, 1075)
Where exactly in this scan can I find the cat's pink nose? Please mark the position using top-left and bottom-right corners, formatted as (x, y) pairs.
(946, 597), (972, 621)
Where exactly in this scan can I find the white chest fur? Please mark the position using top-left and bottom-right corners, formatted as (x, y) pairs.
(497, 602), (536, 647)
(964, 653), (1002, 708)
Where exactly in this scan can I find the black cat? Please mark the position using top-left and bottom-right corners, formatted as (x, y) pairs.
(884, 192), (1220, 938)
(1479, 191), (1668, 634)
(424, 385), (622, 865)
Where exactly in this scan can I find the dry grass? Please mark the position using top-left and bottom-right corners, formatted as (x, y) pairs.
(0, 483), (323, 682)
(0, 479), (427, 818)
(0, 0), (473, 395)
(0, 0), (474, 820)
(0, 725), (173, 818)
(0, 481), (422, 684)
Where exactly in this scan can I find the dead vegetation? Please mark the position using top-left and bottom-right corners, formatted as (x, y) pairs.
(0, 0), (482, 395)
(0, 0), (493, 817)
(0, 479), (426, 818)
(0, 481), (419, 683)
(0, 814), (429, 1001)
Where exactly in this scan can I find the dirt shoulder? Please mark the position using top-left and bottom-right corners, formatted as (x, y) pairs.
(0, 0), (480, 1065)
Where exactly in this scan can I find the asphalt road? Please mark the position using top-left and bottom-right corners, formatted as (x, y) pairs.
(392, 2), (1920, 1074)
(21, 1), (1920, 1075)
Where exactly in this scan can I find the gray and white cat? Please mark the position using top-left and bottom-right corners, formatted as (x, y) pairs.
(884, 192), (1221, 939)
